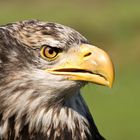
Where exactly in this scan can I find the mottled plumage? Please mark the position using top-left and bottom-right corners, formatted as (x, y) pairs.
(0, 20), (109, 140)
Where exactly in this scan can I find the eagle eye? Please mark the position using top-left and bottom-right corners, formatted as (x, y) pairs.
(40, 45), (60, 61)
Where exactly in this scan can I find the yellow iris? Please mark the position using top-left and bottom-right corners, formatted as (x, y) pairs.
(40, 46), (59, 61)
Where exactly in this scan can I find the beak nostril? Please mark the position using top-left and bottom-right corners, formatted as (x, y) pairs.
(84, 52), (92, 57)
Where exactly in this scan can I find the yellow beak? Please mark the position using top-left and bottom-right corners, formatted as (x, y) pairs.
(47, 44), (115, 88)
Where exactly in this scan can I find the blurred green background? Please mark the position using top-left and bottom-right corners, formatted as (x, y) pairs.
(0, 0), (139, 139)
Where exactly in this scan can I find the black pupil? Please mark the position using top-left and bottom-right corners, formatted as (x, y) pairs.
(48, 48), (54, 54)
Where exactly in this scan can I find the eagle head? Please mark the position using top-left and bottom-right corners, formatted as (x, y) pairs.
(0, 20), (114, 140)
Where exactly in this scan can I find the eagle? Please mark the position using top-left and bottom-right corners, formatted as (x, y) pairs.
(0, 20), (114, 140)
